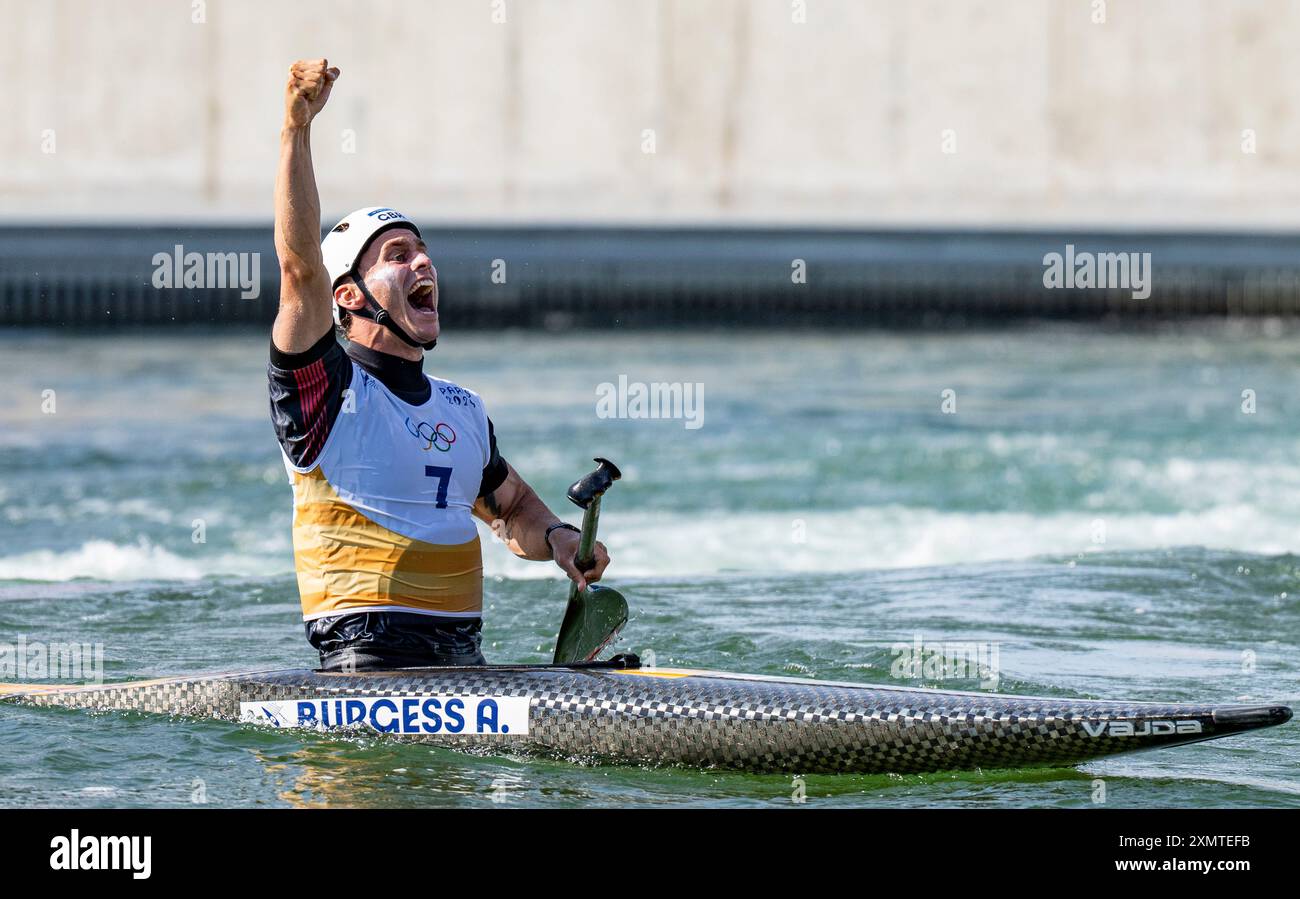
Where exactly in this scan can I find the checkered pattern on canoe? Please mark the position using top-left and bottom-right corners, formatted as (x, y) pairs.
(7, 668), (1226, 774)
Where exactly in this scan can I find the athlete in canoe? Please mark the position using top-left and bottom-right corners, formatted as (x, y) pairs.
(268, 59), (610, 670)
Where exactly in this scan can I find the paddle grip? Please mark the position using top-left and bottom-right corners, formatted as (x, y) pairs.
(575, 496), (601, 576)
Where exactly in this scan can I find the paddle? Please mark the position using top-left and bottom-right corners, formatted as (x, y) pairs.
(552, 458), (629, 664)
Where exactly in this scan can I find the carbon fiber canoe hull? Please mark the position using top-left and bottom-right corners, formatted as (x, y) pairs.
(1, 666), (1291, 774)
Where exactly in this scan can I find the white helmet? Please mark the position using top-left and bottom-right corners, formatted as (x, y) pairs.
(321, 206), (421, 287)
(319, 206), (433, 349)
(320, 206), (422, 328)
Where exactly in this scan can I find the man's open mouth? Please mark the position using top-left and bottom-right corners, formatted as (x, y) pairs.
(408, 278), (436, 311)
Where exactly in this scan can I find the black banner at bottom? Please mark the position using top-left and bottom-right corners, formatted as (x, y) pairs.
(0, 807), (1289, 885)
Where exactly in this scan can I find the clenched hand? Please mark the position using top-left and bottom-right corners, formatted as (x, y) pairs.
(284, 59), (339, 129)
(547, 529), (611, 592)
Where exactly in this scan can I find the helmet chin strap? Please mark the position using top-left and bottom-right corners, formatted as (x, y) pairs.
(346, 273), (437, 351)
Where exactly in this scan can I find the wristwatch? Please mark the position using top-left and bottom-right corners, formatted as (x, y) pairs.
(544, 522), (581, 557)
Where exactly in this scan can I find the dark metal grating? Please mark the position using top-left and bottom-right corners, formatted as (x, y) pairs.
(4, 225), (1300, 327)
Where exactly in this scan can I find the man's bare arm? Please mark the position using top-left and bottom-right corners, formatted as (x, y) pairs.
(272, 59), (339, 354)
(474, 463), (610, 591)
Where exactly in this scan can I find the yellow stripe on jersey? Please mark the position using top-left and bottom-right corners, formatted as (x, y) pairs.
(290, 468), (483, 619)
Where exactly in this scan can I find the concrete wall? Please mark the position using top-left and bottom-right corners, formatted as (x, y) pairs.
(3, 0), (1298, 228)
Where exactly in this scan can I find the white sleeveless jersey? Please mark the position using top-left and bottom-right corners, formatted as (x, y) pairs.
(282, 361), (491, 621)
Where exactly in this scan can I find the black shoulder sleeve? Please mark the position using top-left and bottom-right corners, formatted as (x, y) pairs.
(477, 417), (510, 498)
(267, 329), (354, 469)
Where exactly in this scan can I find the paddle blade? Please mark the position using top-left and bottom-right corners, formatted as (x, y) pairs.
(553, 584), (629, 664)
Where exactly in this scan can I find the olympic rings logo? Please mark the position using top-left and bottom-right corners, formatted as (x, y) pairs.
(405, 418), (457, 452)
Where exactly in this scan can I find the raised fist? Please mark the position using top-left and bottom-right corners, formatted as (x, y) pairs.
(284, 59), (340, 128)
